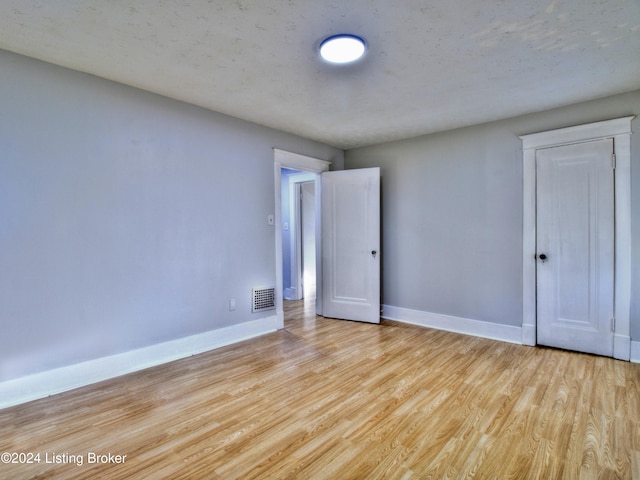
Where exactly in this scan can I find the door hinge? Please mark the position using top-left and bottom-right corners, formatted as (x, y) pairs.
(611, 317), (615, 332)
(611, 153), (616, 169)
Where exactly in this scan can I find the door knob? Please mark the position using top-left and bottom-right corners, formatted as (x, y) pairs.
(538, 253), (547, 262)
(371, 250), (377, 257)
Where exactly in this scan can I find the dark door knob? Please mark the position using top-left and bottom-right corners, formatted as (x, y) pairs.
(539, 253), (547, 261)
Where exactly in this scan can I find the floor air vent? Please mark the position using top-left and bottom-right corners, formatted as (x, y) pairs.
(252, 287), (275, 313)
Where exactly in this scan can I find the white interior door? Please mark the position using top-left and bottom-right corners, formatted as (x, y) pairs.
(322, 167), (380, 324)
(536, 139), (614, 356)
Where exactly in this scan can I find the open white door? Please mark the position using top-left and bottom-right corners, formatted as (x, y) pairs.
(322, 167), (380, 324)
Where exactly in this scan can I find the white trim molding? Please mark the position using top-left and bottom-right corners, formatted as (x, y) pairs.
(382, 305), (522, 345)
(519, 116), (634, 360)
(273, 148), (331, 173)
(0, 316), (278, 410)
(273, 149), (331, 328)
(631, 341), (640, 364)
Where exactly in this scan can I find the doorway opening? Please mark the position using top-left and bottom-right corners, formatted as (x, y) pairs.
(273, 149), (381, 328)
(273, 149), (331, 329)
(281, 169), (317, 303)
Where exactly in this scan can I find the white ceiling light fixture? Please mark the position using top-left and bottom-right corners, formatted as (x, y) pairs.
(319, 34), (367, 64)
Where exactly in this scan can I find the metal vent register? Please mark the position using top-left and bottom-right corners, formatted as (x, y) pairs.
(252, 287), (275, 313)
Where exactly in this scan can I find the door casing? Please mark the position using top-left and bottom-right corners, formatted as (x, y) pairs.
(520, 116), (634, 360)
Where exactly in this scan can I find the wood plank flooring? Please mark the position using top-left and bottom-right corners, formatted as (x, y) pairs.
(1, 300), (639, 479)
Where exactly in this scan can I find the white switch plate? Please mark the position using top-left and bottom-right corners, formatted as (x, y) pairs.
(229, 298), (236, 311)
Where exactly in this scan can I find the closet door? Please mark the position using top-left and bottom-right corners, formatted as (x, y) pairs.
(536, 139), (614, 356)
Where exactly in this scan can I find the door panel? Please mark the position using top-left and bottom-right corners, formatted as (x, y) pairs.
(536, 139), (614, 356)
(322, 168), (380, 323)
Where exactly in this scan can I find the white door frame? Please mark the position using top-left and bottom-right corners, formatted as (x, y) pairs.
(520, 116), (634, 360)
(273, 149), (331, 329)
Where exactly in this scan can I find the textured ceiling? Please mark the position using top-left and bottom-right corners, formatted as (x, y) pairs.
(1, 0), (639, 149)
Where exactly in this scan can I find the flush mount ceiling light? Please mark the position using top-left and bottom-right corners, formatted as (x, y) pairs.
(319, 34), (367, 64)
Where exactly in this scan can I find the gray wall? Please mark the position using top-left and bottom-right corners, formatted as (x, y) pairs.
(0, 50), (343, 382)
(346, 90), (640, 339)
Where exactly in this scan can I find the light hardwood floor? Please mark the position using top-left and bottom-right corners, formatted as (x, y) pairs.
(1, 300), (639, 479)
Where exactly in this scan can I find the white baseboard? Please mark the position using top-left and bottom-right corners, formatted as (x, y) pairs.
(382, 305), (522, 345)
(631, 341), (640, 364)
(0, 316), (278, 410)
